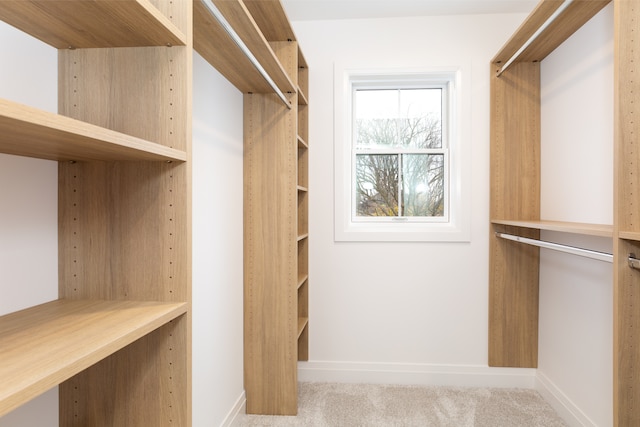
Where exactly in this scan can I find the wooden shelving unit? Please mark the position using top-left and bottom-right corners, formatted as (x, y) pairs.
(194, 0), (309, 416)
(0, 0), (192, 425)
(489, 0), (640, 424)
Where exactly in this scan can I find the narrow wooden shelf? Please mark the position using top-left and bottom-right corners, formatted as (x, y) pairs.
(298, 87), (309, 106)
(0, 299), (187, 417)
(0, 0), (185, 48)
(0, 98), (186, 162)
(244, 0), (296, 42)
(619, 231), (640, 242)
(298, 135), (308, 149)
(193, 0), (296, 95)
(297, 185), (308, 192)
(298, 274), (308, 290)
(298, 233), (309, 242)
(492, 219), (613, 238)
(297, 317), (309, 338)
(492, 0), (610, 66)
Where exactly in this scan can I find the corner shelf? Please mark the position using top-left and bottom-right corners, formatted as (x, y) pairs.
(0, 98), (186, 162)
(0, 299), (187, 417)
(0, 0), (186, 48)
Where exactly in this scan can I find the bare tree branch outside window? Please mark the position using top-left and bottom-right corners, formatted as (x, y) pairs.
(354, 93), (446, 218)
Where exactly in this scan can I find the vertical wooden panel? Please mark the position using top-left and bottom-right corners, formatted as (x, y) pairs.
(488, 61), (541, 368)
(244, 91), (298, 415)
(614, 0), (640, 424)
(57, 1), (192, 424)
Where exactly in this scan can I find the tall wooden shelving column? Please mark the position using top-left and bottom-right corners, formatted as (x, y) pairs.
(490, 0), (640, 425)
(0, 0), (192, 425)
(193, 0), (309, 415)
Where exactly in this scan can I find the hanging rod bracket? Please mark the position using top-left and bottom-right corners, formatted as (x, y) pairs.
(629, 254), (640, 270)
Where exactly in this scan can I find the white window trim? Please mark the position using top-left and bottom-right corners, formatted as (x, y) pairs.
(334, 65), (471, 242)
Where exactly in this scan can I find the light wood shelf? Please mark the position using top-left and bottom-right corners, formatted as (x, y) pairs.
(298, 274), (308, 289)
(0, 0), (186, 48)
(492, 219), (613, 237)
(193, 0), (296, 95)
(297, 233), (309, 242)
(492, 0), (610, 67)
(0, 98), (187, 162)
(298, 87), (309, 106)
(619, 231), (640, 242)
(297, 317), (308, 338)
(298, 135), (309, 149)
(0, 299), (187, 417)
(297, 185), (308, 192)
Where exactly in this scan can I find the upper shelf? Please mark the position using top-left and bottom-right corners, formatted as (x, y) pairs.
(0, 299), (187, 417)
(492, 0), (610, 67)
(193, 0), (296, 95)
(0, 0), (186, 48)
(0, 98), (187, 162)
(492, 219), (613, 238)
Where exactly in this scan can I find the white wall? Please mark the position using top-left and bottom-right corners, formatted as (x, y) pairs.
(538, 4), (614, 427)
(0, 22), (59, 427)
(291, 14), (534, 386)
(0, 22), (246, 427)
(192, 52), (245, 426)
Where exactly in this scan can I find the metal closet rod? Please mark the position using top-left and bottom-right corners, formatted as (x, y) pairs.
(201, 0), (292, 109)
(496, 0), (574, 77)
(496, 232), (613, 263)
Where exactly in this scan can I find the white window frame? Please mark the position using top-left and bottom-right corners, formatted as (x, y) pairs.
(334, 65), (471, 242)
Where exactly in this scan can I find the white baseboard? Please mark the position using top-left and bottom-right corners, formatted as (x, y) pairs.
(221, 390), (246, 427)
(535, 372), (598, 427)
(298, 361), (537, 388)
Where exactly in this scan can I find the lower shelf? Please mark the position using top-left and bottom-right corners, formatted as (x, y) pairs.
(0, 298), (187, 417)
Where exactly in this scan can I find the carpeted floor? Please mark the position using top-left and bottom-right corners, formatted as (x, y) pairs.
(235, 382), (568, 426)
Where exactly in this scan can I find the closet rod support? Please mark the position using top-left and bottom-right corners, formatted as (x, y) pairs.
(201, 0), (293, 109)
(496, 0), (574, 77)
(496, 232), (613, 263)
(629, 254), (640, 270)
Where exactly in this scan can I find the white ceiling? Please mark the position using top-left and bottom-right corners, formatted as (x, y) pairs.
(281, 0), (538, 21)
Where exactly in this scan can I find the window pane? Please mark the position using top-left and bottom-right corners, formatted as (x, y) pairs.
(355, 89), (442, 149)
(401, 154), (444, 217)
(355, 154), (398, 216)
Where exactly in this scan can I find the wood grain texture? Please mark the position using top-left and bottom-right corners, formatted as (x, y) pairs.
(193, 0), (296, 94)
(488, 61), (540, 368)
(0, 299), (187, 418)
(244, 91), (298, 415)
(244, 0), (296, 41)
(614, 0), (640, 424)
(489, 225), (540, 367)
(55, 0), (193, 424)
(493, 0), (610, 66)
(0, 98), (186, 162)
(491, 219), (613, 237)
(0, 0), (185, 48)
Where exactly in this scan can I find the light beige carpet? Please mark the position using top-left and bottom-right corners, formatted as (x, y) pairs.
(235, 382), (568, 426)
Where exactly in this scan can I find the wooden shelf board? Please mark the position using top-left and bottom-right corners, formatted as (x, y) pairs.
(491, 219), (613, 237)
(298, 87), (309, 106)
(0, 0), (185, 48)
(492, 0), (610, 65)
(297, 233), (309, 242)
(619, 231), (640, 242)
(0, 98), (186, 162)
(298, 274), (308, 289)
(193, 0), (296, 95)
(244, 0), (296, 42)
(297, 317), (309, 338)
(298, 135), (308, 149)
(297, 185), (308, 192)
(0, 299), (187, 417)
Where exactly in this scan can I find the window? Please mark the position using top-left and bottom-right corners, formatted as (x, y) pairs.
(334, 68), (470, 242)
(353, 86), (448, 222)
